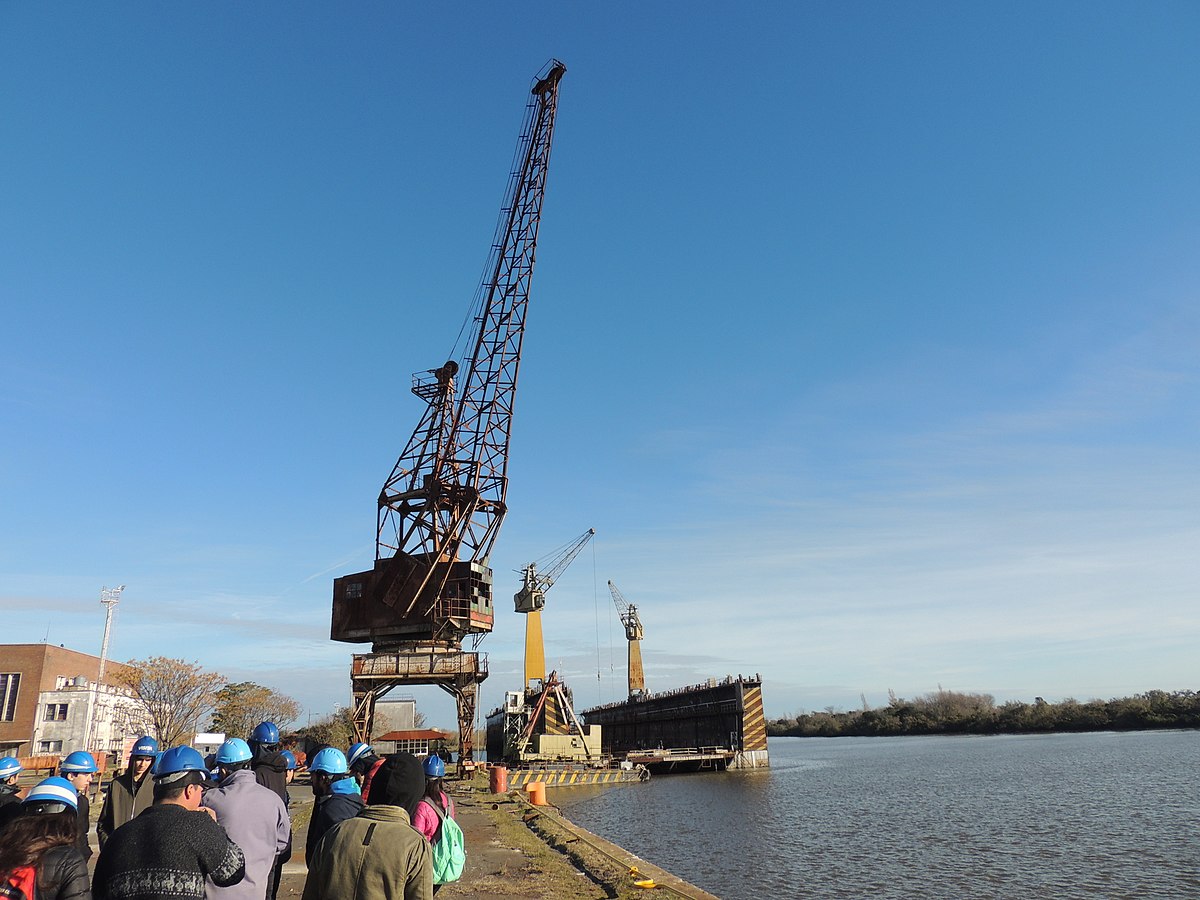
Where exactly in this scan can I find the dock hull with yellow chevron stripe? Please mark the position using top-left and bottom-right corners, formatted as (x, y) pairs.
(504, 764), (650, 788)
(581, 675), (769, 771)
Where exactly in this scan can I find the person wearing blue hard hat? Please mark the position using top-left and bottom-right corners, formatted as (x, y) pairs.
(0, 777), (91, 900)
(305, 747), (362, 867)
(97, 735), (158, 849)
(204, 752), (222, 786)
(92, 745), (246, 900)
(0, 757), (22, 795)
(280, 751), (297, 783)
(247, 722), (291, 900)
(347, 741), (384, 803)
(270, 748), (299, 899)
(302, 752), (432, 900)
(277, 750), (297, 808)
(201, 738), (291, 900)
(412, 754), (463, 890)
(58, 749), (98, 862)
(248, 722), (289, 809)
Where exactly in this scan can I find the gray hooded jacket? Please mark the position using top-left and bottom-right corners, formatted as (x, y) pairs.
(201, 769), (291, 900)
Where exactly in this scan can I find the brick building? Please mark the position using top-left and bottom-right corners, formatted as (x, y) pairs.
(0, 643), (146, 761)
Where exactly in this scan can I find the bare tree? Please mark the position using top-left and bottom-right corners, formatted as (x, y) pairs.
(115, 657), (225, 747)
(211, 682), (302, 738)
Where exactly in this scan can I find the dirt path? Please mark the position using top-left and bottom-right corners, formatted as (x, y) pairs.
(278, 787), (621, 899)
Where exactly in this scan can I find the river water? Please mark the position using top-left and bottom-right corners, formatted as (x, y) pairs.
(554, 731), (1200, 899)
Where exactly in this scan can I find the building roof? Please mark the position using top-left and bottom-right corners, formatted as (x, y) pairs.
(375, 729), (448, 741)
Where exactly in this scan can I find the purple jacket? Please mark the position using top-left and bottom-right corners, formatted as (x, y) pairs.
(201, 769), (290, 900)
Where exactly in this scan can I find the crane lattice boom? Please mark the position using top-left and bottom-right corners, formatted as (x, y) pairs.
(608, 580), (643, 642)
(332, 60), (567, 649)
(515, 528), (595, 613)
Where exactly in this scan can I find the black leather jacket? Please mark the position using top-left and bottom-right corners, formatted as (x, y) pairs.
(37, 844), (92, 900)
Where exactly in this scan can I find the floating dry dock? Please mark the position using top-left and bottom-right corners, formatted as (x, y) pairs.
(581, 674), (769, 772)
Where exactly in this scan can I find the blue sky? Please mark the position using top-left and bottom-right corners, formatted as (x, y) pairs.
(3, 4), (1197, 730)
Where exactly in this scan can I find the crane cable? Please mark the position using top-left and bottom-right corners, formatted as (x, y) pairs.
(592, 537), (602, 704)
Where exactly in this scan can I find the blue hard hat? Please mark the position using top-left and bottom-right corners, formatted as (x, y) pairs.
(0, 757), (22, 779)
(281, 750), (297, 771)
(153, 746), (207, 780)
(251, 722), (280, 744)
(131, 736), (159, 758)
(60, 751), (99, 774)
(24, 777), (78, 811)
(423, 755), (446, 778)
(347, 742), (373, 768)
(309, 747), (349, 775)
(215, 738), (253, 765)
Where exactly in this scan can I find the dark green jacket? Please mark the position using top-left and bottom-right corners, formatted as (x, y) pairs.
(302, 806), (432, 900)
(96, 769), (154, 847)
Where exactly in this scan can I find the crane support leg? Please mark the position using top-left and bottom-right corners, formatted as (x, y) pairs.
(349, 649), (488, 763)
(351, 682), (383, 743)
(438, 680), (479, 767)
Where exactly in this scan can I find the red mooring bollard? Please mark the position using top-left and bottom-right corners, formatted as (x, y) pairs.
(489, 765), (508, 793)
(526, 780), (546, 806)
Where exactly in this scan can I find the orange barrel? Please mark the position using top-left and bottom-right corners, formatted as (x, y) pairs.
(489, 765), (508, 794)
(526, 780), (546, 806)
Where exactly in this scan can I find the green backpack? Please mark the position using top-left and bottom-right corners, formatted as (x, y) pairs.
(426, 796), (466, 884)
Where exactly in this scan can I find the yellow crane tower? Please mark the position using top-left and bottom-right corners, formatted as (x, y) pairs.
(514, 528), (595, 692)
(607, 580), (645, 699)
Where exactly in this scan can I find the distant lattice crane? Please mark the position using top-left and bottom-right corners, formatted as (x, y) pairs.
(514, 528), (594, 691)
(331, 60), (568, 761)
(608, 580), (645, 699)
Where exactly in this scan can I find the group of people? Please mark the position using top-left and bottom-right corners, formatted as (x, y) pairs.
(0, 725), (463, 900)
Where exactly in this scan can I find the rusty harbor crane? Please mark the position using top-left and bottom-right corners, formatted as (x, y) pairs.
(331, 60), (567, 764)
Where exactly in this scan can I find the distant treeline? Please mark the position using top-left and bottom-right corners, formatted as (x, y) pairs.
(768, 688), (1200, 737)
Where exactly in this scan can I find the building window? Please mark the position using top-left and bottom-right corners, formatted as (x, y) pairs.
(346, 583), (363, 599)
(44, 703), (69, 722)
(38, 740), (63, 754)
(0, 674), (19, 722)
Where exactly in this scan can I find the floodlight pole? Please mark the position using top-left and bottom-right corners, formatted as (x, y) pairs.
(84, 585), (125, 754)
